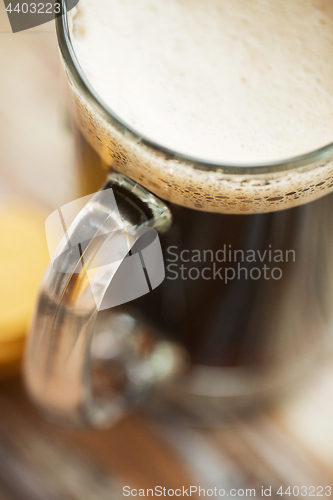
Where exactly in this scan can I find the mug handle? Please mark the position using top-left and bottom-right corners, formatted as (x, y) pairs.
(24, 172), (184, 427)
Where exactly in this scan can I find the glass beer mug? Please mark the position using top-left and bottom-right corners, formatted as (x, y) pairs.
(24, 0), (333, 426)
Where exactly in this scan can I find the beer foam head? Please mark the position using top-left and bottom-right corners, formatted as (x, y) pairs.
(70, 0), (333, 163)
(67, 0), (333, 213)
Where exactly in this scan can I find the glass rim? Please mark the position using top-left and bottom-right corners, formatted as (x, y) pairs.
(56, 0), (333, 176)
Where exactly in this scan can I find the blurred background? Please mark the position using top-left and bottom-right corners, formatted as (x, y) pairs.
(1, 3), (333, 499)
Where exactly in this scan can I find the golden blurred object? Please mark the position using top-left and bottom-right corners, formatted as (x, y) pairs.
(0, 201), (49, 372)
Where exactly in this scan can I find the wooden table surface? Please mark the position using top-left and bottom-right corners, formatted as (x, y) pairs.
(0, 365), (333, 500)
